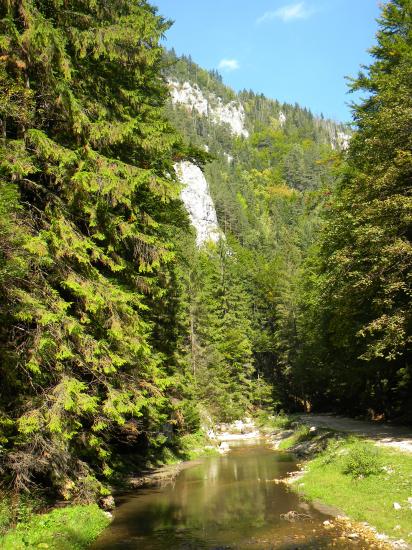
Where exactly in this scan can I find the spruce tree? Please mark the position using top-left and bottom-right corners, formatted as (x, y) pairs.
(0, 0), (190, 498)
(189, 241), (257, 421)
(298, 0), (412, 417)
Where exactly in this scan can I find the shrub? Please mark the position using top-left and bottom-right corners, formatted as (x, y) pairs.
(342, 442), (382, 478)
(0, 504), (109, 550)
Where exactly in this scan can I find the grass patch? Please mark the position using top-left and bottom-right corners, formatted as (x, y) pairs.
(0, 504), (110, 550)
(178, 431), (219, 460)
(278, 425), (312, 450)
(255, 410), (296, 431)
(294, 437), (412, 544)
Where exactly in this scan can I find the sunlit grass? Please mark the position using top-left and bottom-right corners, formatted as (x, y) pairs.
(278, 425), (311, 450)
(0, 504), (110, 550)
(294, 437), (412, 544)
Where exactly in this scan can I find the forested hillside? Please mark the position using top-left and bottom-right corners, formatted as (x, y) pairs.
(164, 50), (349, 415)
(164, 0), (412, 423)
(294, 0), (412, 420)
(0, 0), (410, 514)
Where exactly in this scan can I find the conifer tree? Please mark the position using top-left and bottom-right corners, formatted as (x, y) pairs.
(0, 0), (191, 498)
(189, 241), (257, 421)
(298, 0), (412, 417)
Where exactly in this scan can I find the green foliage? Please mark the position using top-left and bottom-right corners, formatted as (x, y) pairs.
(294, 0), (412, 418)
(188, 241), (259, 421)
(278, 425), (311, 450)
(255, 410), (295, 430)
(0, 504), (110, 550)
(178, 431), (218, 460)
(2, 0), (405, 516)
(0, 492), (47, 537)
(342, 441), (382, 478)
(166, 53), (342, 417)
(0, 0), (200, 500)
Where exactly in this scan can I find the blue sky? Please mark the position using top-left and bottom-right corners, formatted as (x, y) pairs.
(153, 0), (382, 123)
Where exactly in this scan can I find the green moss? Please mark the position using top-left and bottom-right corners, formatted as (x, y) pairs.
(294, 437), (412, 545)
(0, 504), (110, 550)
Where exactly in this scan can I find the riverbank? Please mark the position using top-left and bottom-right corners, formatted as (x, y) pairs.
(271, 418), (412, 549)
(127, 417), (261, 488)
(91, 434), (390, 550)
(0, 421), (257, 549)
(0, 503), (111, 550)
(3, 416), (409, 549)
(0, 432), (216, 549)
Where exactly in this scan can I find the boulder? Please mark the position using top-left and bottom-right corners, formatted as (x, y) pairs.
(100, 495), (115, 511)
(218, 441), (230, 454)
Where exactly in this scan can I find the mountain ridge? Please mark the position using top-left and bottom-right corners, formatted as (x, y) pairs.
(164, 50), (351, 151)
(165, 50), (350, 246)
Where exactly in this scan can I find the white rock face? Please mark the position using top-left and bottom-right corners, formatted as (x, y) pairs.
(336, 131), (351, 150)
(168, 79), (249, 138)
(279, 111), (287, 126)
(169, 80), (209, 116)
(212, 98), (249, 137)
(327, 126), (351, 151)
(175, 161), (222, 247)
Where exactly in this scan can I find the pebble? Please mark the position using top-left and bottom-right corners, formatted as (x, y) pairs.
(392, 540), (407, 549)
(323, 520), (334, 529)
(393, 502), (402, 510)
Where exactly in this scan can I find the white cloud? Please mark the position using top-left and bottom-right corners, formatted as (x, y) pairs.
(218, 58), (240, 71)
(257, 2), (314, 24)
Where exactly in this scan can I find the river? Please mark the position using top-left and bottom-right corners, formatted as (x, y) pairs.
(92, 440), (378, 549)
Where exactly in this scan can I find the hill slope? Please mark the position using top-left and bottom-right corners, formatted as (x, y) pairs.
(164, 51), (348, 414)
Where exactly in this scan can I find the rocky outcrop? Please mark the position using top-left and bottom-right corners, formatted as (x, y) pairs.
(169, 80), (209, 116)
(100, 495), (115, 511)
(175, 161), (222, 247)
(279, 111), (287, 127)
(333, 130), (351, 151)
(168, 79), (249, 138)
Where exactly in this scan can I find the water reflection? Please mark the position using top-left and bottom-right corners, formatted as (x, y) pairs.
(93, 442), (375, 549)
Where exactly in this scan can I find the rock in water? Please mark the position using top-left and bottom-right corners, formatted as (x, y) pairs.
(219, 441), (230, 454)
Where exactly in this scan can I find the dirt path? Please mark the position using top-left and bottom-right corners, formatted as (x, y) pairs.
(299, 414), (412, 453)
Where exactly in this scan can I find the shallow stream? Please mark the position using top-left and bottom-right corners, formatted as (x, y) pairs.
(93, 440), (378, 549)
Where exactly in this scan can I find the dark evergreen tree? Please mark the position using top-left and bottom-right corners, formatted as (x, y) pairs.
(297, 0), (412, 419)
(0, 0), (192, 499)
